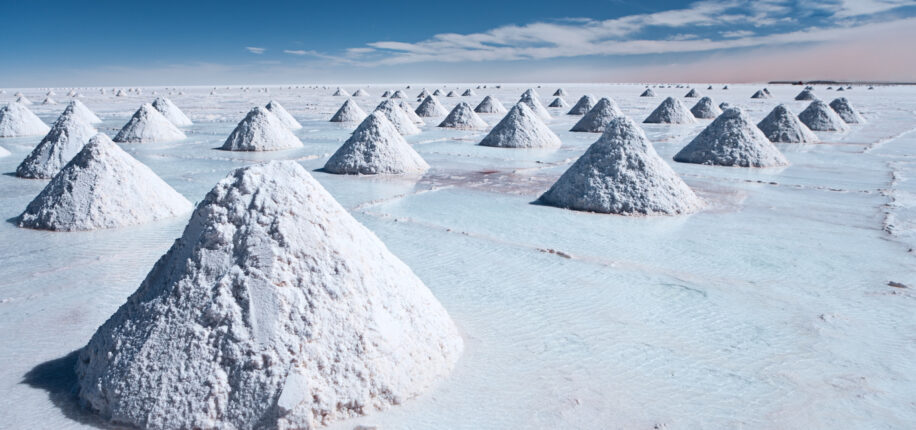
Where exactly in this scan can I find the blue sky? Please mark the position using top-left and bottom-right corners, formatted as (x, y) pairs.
(3, 0), (915, 86)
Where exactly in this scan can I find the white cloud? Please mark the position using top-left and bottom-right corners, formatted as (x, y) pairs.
(245, 47), (265, 54)
(283, 50), (307, 55)
(721, 30), (755, 38)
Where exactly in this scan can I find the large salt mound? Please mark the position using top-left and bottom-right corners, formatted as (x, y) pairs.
(352, 88), (370, 97)
(221, 106), (304, 151)
(794, 89), (818, 101)
(462, 89), (475, 97)
(757, 104), (819, 143)
(644, 97), (697, 124)
(397, 100), (425, 125)
(519, 92), (551, 120)
(548, 97), (568, 108)
(567, 95), (597, 115)
(640, 89), (656, 97)
(415, 95), (448, 117)
(333, 87), (350, 97)
(798, 100), (849, 131)
(417, 89), (431, 98)
(19, 133), (191, 231)
(374, 100), (421, 135)
(521, 88), (540, 99)
(553, 88), (567, 97)
(570, 97), (623, 133)
(69, 100), (102, 124)
(474, 95), (507, 114)
(684, 89), (700, 98)
(265, 100), (303, 130)
(479, 103), (561, 149)
(325, 112), (429, 175)
(540, 116), (701, 215)
(75, 160), (461, 429)
(751, 89), (770, 99)
(829, 97), (865, 124)
(391, 90), (407, 99)
(114, 104), (186, 143)
(330, 98), (367, 123)
(674, 107), (789, 167)
(151, 97), (193, 127)
(690, 97), (722, 119)
(16, 103), (98, 179)
(439, 102), (488, 130)
(0, 102), (50, 137)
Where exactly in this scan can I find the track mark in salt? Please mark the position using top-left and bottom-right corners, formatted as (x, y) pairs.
(863, 126), (916, 153)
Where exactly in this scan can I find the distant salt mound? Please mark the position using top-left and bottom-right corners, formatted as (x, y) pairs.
(17, 103), (98, 178)
(479, 103), (561, 149)
(548, 97), (568, 108)
(757, 104), (819, 143)
(553, 88), (567, 97)
(16, 95), (33, 105)
(751, 89), (770, 99)
(541, 116), (701, 215)
(474, 95), (507, 114)
(333, 87), (350, 97)
(151, 97), (193, 127)
(325, 112), (429, 175)
(46, 90), (56, 96)
(567, 95), (596, 115)
(439, 102), (488, 130)
(570, 97), (623, 133)
(114, 104), (186, 143)
(829, 97), (865, 124)
(417, 89), (431, 98)
(115, 89), (126, 97)
(397, 100), (425, 125)
(644, 97), (697, 124)
(798, 100), (849, 131)
(415, 95), (449, 117)
(763, 88), (772, 96)
(381, 90), (392, 97)
(521, 88), (540, 99)
(0, 145), (9, 157)
(519, 92), (551, 120)
(42, 97), (57, 105)
(794, 89), (818, 101)
(19, 133), (191, 231)
(69, 100), (102, 124)
(391, 90), (407, 99)
(684, 89), (700, 98)
(462, 89), (475, 97)
(690, 97), (722, 119)
(330, 98), (367, 123)
(220, 106), (303, 151)
(446, 90), (458, 97)
(707, 85), (713, 90)
(352, 88), (370, 97)
(75, 160), (461, 429)
(674, 107), (788, 167)
(0, 102), (50, 137)
(265, 100), (303, 130)
(433, 89), (444, 96)
(374, 99), (421, 135)
(718, 102), (730, 110)
(640, 89), (655, 97)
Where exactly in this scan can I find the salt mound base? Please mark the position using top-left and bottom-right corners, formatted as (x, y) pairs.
(151, 97), (193, 126)
(751, 89), (770, 99)
(439, 102), (488, 130)
(674, 107), (789, 167)
(114, 104), (186, 143)
(830, 97), (865, 124)
(553, 88), (567, 97)
(684, 89), (700, 98)
(479, 103), (561, 149)
(19, 133), (191, 231)
(333, 88), (350, 97)
(795, 89), (818, 101)
(568, 95), (597, 115)
(69, 100), (102, 124)
(462, 89), (475, 96)
(519, 92), (551, 120)
(330, 99), (367, 123)
(0, 102), (50, 137)
(74, 160), (461, 429)
(475, 95), (507, 114)
(17, 103), (98, 178)
(690, 97), (722, 119)
(757, 104), (819, 143)
(352, 89), (369, 97)
(798, 100), (849, 131)
(548, 97), (568, 108)
(570, 97), (622, 133)
(265, 100), (303, 130)
(540, 116), (701, 215)
(374, 100), (421, 135)
(325, 112), (429, 175)
(415, 95), (448, 117)
(391, 90), (407, 99)
(221, 106), (304, 151)
(644, 97), (697, 124)
(640, 89), (655, 97)
(397, 101), (425, 125)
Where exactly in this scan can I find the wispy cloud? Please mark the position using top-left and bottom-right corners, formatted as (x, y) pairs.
(283, 50), (308, 55)
(245, 47), (266, 54)
(721, 30), (755, 38)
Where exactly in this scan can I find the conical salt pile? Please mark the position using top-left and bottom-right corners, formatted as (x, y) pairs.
(751, 89), (770, 99)
(794, 89), (817, 101)
(75, 160), (462, 429)
(0, 145), (9, 158)
(438, 102), (488, 130)
(763, 88), (772, 96)
(446, 91), (458, 97)
(352, 89), (370, 97)
(540, 116), (701, 215)
(415, 95), (449, 117)
(684, 89), (700, 98)
(330, 98), (368, 123)
(333, 87), (350, 97)
(757, 104), (819, 143)
(381, 90), (392, 97)
(474, 95), (507, 114)
(417, 89), (431, 98)
(397, 100), (425, 125)
(0, 102), (51, 137)
(707, 85), (713, 90)
(829, 97), (865, 124)
(151, 97), (193, 126)
(68, 100), (102, 124)
(519, 92), (551, 120)
(548, 97), (568, 108)
(644, 97), (697, 124)
(718, 102), (730, 110)
(674, 107), (788, 167)
(18, 133), (191, 231)
(47, 90), (56, 96)
(16, 96), (33, 105)
(391, 90), (407, 99)
(553, 88), (567, 97)
(521, 88), (541, 99)
(374, 99), (421, 135)
(17, 103), (98, 178)
(690, 97), (722, 119)
(220, 106), (304, 151)
(115, 89), (126, 97)
(114, 104), (186, 143)
(798, 100), (849, 131)
(433, 89), (444, 96)
(640, 89), (656, 97)
(462, 89), (475, 97)
(570, 97), (623, 133)
(479, 103), (561, 149)
(42, 97), (57, 105)
(567, 95), (596, 115)
(265, 100), (303, 130)
(325, 112), (429, 175)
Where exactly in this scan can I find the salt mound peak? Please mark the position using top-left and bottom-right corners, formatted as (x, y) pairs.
(521, 88), (540, 99)
(333, 87), (350, 97)
(541, 116), (701, 215)
(640, 89), (656, 97)
(397, 100), (425, 125)
(462, 89), (475, 97)
(690, 97), (722, 119)
(0, 102), (50, 137)
(438, 102), (488, 130)
(570, 97), (623, 133)
(684, 89), (700, 98)
(17, 103), (98, 179)
(374, 100), (421, 135)
(391, 90), (407, 99)
(19, 133), (191, 231)
(519, 92), (551, 120)
(415, 95), (449, 117)
(42, 97), (57, 105)
(220, 106), (304, 151)
(114, 104), (186, 143)
(475, 95), (507, 114)
(644, 97), (697, 124)
(794, 89), (818, 101)
(757, 104), (819, 143)
(553, 88), (567, 97)
(381, 90), (392, 97)
(325, 112), (429, 175)
(798, 100), (849, 131)
(417, 89), (431, 98)
(75, 160), (461, 429)
(567, 95), (596, 115)
(352, 89), (370, 97)
(152, 97), (193, 127)
(548, 97), (568, 108)
(751, 89), (770, 99)
(330, 98), (368, 123)
(829, 97), (865, 124)
(433, 89), (444, 96)
(479, 103), (561, 149)
(446, 90), (458, 97)
(69, 100), (102, 124)
(674, 107), (789, 167)
(265, 100), (303, 130)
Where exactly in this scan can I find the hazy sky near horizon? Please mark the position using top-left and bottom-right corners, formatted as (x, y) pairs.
(2, 0), (915, 86)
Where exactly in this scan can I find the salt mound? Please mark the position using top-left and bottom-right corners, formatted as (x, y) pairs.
(690, 97), (722, 119)
(17, 103), (98, 178)
(521, 88), (540, 99)
(0, 102), (50, 137)
(553, 88), (567, 97)
(42, 97), (57, 105)
(567, 95), (596, 115)
(152, 97), (193, 127)
(114, 104), (186, 143)
(391, 90), (407, 99)
(16, 96), (33, 105)
(519, 92), (551, 120)
(446, 90), (458, 97)
(757, 104), (819, 143)
(398, 100), (425, 125)
(69, 100), (102, 124)
(0, 145), (9, 157)
(474, 95), (507, 114)
(438, 102), (488, 130)
(415, 95), (448, 117)
(75, 161), (461, 429)
(265, 100), (303, 130)
(548, 97), (568, 108)
(798, 100), (849, 131)
(352, 89), (370, 97)
(433, 89), (444, 96)
(329, 98), (368, 123)
(19, 133), (191, 231)
(640, 89), (655, 97)
(333, 88), (350, 97)
(684, 89), (700, 98)
(479, 103), (561, 149)
(674, 107), (788, 167)
(763, 88), (772, 96)
(381, 90), (392, 97)
(570, 97), (623, 133)
(719, 102), (731, 110)
(325, 112), (429, 175)
(115, 89), (126, 97)
(829, 97), (865, 124)
(47, 90), (56, 96)
(751, 89), (770, 99)
(462, 89), (475, 97)
(540, 116), (701, 215)
(707, 85), (713, 90)
(417, 89), (431, 98)
(374, 100), (421, 135)
(220, 106), (304, 151)
(644, 97), (697, 124)
(794, 89), (818, 101)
